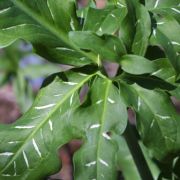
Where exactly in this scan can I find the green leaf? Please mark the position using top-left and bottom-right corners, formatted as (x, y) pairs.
(150, 29), (180, 74)
(132, 4), (151, 56)
(0, 0), (97, 66)
(83, 5), (127, 36)
(69, 31), (126, 62)
(115, 135), (141, 180)
(73, 76), (127, 179)
(145, 0), (180, 22)
(119, 82), (180, 160)
(155, 15), (180, 52)
(119, 55), (158, 75)
(0, 71), (94, 179)
(0, 71), (128, 179)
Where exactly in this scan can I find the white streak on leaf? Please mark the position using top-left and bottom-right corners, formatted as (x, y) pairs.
(153, 28), (156, 37)
(151, 69), (162, 75)
(14, 125), (35, 129)
(156, 22), (165, 25)
(164, 136), (175, 143)
(70, 93), (74, 106)
(31, 115), (41, 119)
(96, 100), (103, 104)
(32, 139), (42, 158)
(99, 27), (102, 32)
(150, 119), (155, 128)
(155, 114), (171, 120)
(2, 24), (27, 31)
(35, 103), (56, 110)
(0, 7), (11, 14)
(70, 18), (75, 31)
(90, 124), (101, 129)
(85, 161), (96, 167)
(54, 93), (63, 97)
(63, 82), (78, 86)
(8, 141), (21, 144)
(78, 73), (88, 77)
(47, 1), (55, 20)
(137, 97), (141, 111)
(99, 158), (109, 167)
(14, 161), (17, 176)
(23, 151), (29, 168)
(110, 14), (116, 18)
(0, 152), (14, 156)
(171, 41), (180, 46)
(114, 45), (117, 51)
(102, 133), (111, 140)
(117, 2), (126, 7)
(171, 8), (180, 14)
(56, 47), (75, 52)
(48, 120), (53, 131)
(108, 98), (115, 104)
(154, 0), (160, 8)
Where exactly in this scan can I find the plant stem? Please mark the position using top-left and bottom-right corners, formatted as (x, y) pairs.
(124, 122), (154, 180)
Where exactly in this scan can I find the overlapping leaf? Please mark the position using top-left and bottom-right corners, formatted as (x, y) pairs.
(0, 0), (96, 66)
(119, 82), (180, 160)
(0, 71), (128, 179)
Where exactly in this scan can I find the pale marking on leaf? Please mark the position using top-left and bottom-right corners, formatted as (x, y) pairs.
(97, 54), (101, 66)
(32, 139), (42, 158)
(155, 114), (171, 120)
(14, 161), (17, 176)
(171, 41), (180, 46)
(14, 125), (35, 129)
(114, 45), (117, 51)
(117, 2), (126, 7)
(47, 0), (55, 21)
(70, 18), (75, 31)
(2, 24), (27, 31)
(63, 82), (78, 85)
(102, 133), (111, 140)
(90, 124), (101, 129)
(99, 27), (102, 32)
(108, 98), (115, 104)
(153, 28), (156, 37)
(101, 174), (105, 178)
(156, 22), (165, 25)
(78, 73), (88, 77)
(164, 136), (175, 143)
(70, 93), (74, 106)
(0, 7), (11, 14)
(8, 141), (21, 144)
(31, 115), (41, 119)
(154, 0), (160, 8)
(151, 69), (162, 75)
(80, 57), (86, 61)
(92, 179), (96, 180)
(96, 100), (103, 104)
(56, 47), (75, 52)
(2, 174), (11, 176)
(35, 103), (56, 110)
(171, 8), (180, 14)
(99, 158), (109, 167)
(40, 129), (44, 140)
(23, 151), (29, 168)
(110, 14), (116, 18)
(150, 119), (155, 128)
(137, 97), (141, 111)
(54, 93), (63, 97)
(48, 120), (53, 131)
(0, 152), (14, 156)
(85, 161), (96, 167)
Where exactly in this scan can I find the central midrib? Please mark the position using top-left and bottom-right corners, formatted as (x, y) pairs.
(96, 79), (111, 179)
(1, 74), (95, 173)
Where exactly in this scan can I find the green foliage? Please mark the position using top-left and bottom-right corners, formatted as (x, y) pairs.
(0, 0), (180, 179)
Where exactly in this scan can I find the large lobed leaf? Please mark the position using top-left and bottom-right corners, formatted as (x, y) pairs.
(0, 71), (128, 179)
